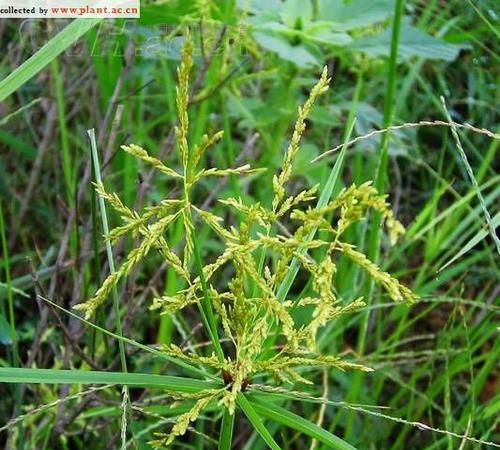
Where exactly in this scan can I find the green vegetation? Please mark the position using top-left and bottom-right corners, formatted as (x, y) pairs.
(0, 1), (498, 449)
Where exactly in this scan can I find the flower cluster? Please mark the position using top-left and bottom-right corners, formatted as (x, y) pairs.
(75, 36), (416, 447)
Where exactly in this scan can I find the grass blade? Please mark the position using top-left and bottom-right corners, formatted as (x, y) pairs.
(440, 97), (500, 256)
(37, 294), (213, 380)
(218, 408), (235, 450)
(237, 393), (282, 450)
(0, 201), (18, 365)
(250, 398), (357, 450)
(88, 128), (128, 374)
(0, 19), (101, 102)
(0, 199), (24, 446)
(0, 367), (220, 392)
(439, 211), (500, 272)
(362, 0), (407, 318)
(349, 0), (406, 439)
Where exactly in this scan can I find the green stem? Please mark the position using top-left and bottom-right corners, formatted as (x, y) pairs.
(192, 231), (225, 362)
(346, 0), (405, 441)
(88, 128), (135, 444)
(359, 0), (406, 355)
(51, 59), (74, 204)
(0, 199), (24, 449)
(87, 129), (128, 374)
(0, 202), (18, 367)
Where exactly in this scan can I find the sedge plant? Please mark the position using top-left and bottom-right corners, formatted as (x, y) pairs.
(74, 36), (416, 448)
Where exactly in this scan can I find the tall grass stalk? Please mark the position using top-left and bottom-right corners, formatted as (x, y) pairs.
(51, 60), (74, 204)
(87, 128), (129, 374)
(191, 231), (225, 361)
(0, 200), (24, 449)
(88, 128), (134, 445)
(345, 0), (406, 440)
(0, 202), (18, 369)
(361, 0), (407, 351)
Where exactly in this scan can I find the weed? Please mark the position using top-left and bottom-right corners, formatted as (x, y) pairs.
(74, 36), (415, 447)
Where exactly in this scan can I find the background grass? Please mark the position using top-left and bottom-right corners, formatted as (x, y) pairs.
(0, 1), (499, 449)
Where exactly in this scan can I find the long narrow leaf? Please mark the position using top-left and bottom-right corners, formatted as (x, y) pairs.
(36, 294), (214, 380)
(440, 96), (500, 256)
(439, 211), (500, 272)
(0, 19), (101, 102)
(237, 394), (282, 450)
(219, 408), (235, 450)
(0, 368), (220, 393)
(250, 398), (357, 450)
(88, 128), (128, 374)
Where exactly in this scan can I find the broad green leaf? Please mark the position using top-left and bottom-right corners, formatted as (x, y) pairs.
(0, 19), (101, 102)
(250, 398), (357, 450)
(349, 19), (468, 61)
(305, 26), (352, 46)
(237, 0), (282, 15)
(319, 0), (395, 31)
(253, 32), (320, 67)
(0, 368), (220, 392)
(138, 0), (198, 25)
(281, 0), (312, 29)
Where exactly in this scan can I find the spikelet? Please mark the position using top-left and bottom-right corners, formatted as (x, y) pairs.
(192, 131), (224, 172)
(96, 183), (182, 243)
(337, 242), (417, 303)
(94, 182), (131, 219)
(160, 344), (230, 370)
(122, 144), (182, 178)
(150, 292), (196, 314)
(276, 184), (318, 218)
(305, 256), (337, 350)
(74, 212), (180, 319)
(272, 66), (330, 212)
(210, 287), (234, 342)
(182, 207), (194, 270)
(254, 354), (373, 377)
(323, 182), (406, 243)
(194, 206), (235, 241)
(149, 390), (221, 448)
(175, 35), (193, 175)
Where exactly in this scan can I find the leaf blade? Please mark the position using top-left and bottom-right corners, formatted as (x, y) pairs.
(237, 394), (282, 450)
(250, 398), (357, 450)
(0, 19), (101, 102)
(0, 368), (220, 393)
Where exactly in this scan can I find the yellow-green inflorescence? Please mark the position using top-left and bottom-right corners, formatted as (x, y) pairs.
(75, 36), (417, 447)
